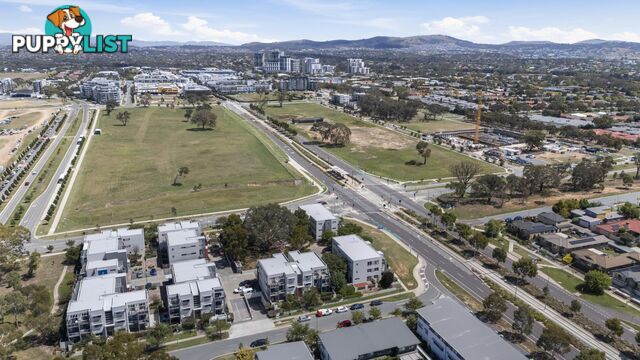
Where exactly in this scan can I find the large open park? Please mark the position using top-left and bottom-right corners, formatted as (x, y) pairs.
(265, 102), (500, 181)
(56, 106), (316, 231)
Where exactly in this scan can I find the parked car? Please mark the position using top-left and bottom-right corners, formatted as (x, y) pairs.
(136, 271), (143, 278)
(370, 300), (383, 306)
(335, 306), (348, 313)
(316, 308), (333, 317)
(250, 338), (268, 348)
(24, 181), (30, 186)
(350, 303), (364, 310)
(297, 315), (311, 322)
(337, 319), (352, 328)
(233, 287), (244, 294)
(149, 268), (157, 276)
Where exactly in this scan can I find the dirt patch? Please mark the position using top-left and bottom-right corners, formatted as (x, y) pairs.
(0, 108), (57, 166)
(304, 124), (413, 150)
(535, 151), (588, 164)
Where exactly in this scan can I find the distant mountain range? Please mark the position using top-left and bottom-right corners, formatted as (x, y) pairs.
(2, 33), (640, 58)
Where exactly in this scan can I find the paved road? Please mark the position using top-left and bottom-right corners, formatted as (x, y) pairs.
(20, 103), (91, 233)
(0, 106), (75, 225)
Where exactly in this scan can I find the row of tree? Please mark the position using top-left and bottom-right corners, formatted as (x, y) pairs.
(310, 122), (352, 146)
(357, 94), (419, 121)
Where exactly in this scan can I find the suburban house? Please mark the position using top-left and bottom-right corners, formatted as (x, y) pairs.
(332, 234), (386, 287)
(508, 220), (557, 240)
(299, 203), (340, 240)
(571, 248), (640, 273)
(165, 229), (207, 265)
(66, 273), (148, 343)
(612, 265), (640, 299)
(165, 259), (226, 324)
(255, 341), (314, 360)
(595, 219), (640, 246)
(535, 233), (609, 255)
(577, 216), (602, 230)
(585, 206), (615, 219)
(80, 227), (144, 277)
(318, 317), (420, 360)
(256, 251), (329, 305)
(416, 297), (527, 360)
(537, 211), (571, 229)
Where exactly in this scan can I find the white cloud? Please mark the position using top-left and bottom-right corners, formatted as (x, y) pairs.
(420, 16), (492, 41)
(18, 5), (32, 12)
(181, 16), (273, 44)
(610, 32), (640, 43)
(507, 26), (598, 43)
(120, 12), (180, 36)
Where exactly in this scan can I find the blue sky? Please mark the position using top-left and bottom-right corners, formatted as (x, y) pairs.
(2, 0), (639, 44)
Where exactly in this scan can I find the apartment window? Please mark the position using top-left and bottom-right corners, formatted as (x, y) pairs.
(374, 267), (379, 271)
(367, 261), (373, 266)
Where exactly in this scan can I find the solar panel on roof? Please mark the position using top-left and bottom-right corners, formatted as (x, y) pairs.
(569, 237), (599, 246)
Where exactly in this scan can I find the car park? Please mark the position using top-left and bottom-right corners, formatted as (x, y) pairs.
(335, 306), (348, 313)
(350, 303), (364, 310)
(297, 315), (311, 322)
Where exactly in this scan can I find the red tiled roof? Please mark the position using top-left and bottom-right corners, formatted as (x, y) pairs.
(595, 219), (640, 235)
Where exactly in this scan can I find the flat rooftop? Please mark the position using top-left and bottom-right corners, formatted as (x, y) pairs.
(417, 297), (527, 360)
(258, 253), (297, 277)
(166, 229), (202, 246)
(299, 203), (337, 221)
(319, 317), (419, 360)
(287, 251), (326, 272)
(159, 220), (200, 234)
(332, 234), (382, 261)
(167, 277), (222, 297)
(256, 341), (313, 360)
(171, 258), (217, 283)
(67, 273), (146, 313)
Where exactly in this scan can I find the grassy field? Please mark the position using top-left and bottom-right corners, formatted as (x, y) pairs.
(351, 220), (419, 289)
(0, 111), (45, 130)
(541, 267), (640, 318)
(266, 103), (499, 181)
(58, 106), (316, 231)
(405, 113), (476, 133)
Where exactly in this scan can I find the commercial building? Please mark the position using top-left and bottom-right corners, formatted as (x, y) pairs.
(332, 234), (386, 286)
(165, 259), (225, 324)
(0, 78), (14, 94)
(299, 203), (339, 240)
(535, 233), (609, 255)
(79, 77), (121, 104)
(166, 229), (207, 265)
(207, 79), (273, 94)
(257, 251), (329, 304)
(66, 273), (148, 343)
(416, 297), (527, 360)
(318, 317), (420, 360)
(255, 341), (314, 360)
(346, 58), (370, 75)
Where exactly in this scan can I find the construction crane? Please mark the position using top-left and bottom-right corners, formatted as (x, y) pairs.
(474, 90), (483, 144)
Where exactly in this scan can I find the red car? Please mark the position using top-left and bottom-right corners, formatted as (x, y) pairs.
(337, 320), (352, 328)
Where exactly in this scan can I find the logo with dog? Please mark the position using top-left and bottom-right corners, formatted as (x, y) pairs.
(12, 5), (132, 54)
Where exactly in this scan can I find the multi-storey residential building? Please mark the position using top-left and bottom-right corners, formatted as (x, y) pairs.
(279, 76), (309, 92)
(66, 273), (148, 343)
(207, 79), (273, 94)
(254, 50), (302, 74)
(32, 79), (49, 94)
(166, 229), (207, 264)
(159, 220), (201, 244)
(332, 234), (386, 286)
(257, 251), (329, 304)
(299, 203), (339, 240)
(165, 259), (225, 324)
(416, 297), (527, 360)
(347, 58), (370, 75)
(80, 228), (144, 276)
(303, 58), (322, 75)
(79, 77), (121, 104)
(0, 78), (14, 94)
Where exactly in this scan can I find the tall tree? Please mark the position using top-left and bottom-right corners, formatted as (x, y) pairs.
(329, 123), (351, 146)
(512, 305), (534, 340)
(105, 100), (118, 115)
(172, 166), (190, 186)
(574, 349), (605, 360)
(523, 130), (545, 151)
(286, 323), (319, 351)
(27, 251), (40, 278)
(416, 141), (431, 165)
(536, 324), (572, 358)
(582, 270), (611, 295)
(184, 108), (193, 122)
(139, 93), (151, 107)
(448, 161), (481, 198)
(116, 110), (131, 126)
(190, 108), (217, 130)
(4, 291), (27, 327)
(512, 256), (538, 284)
(634, 152), (640, 179)
(605, 318), (624, 339)
(482, 291), (507, 323)
(244, 204), (296, 252)
(277, 90), (287, 107)
(492, 247), (507, 266)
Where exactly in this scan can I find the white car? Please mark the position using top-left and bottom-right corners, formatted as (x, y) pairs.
(335, 306), (348, 313)
(233, 287), (254, 295)
(297, 315), (311, 322)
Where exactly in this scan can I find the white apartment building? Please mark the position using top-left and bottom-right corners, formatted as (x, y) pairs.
(32, 79), (49, 94)
(159, 220), (201, 244)
(299, 203), (339, 240)
(257, 251), (329, 304)
(165, 259), (225, 324)
(416, 297), (527, 360)
(332, 234), (386, 286)
(0, 78), (14, 94)
(303, 58), (322, 75)
(166, 229), (207, 264)
(80, 227), (145, 277)
(66, 273), (148, 343)
(347, 58), (370, 75)
(79, 77), (121, 104)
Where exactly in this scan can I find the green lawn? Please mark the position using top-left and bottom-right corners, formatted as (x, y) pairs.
(541, 267), (640, 318)
(58, 106), (316, 231)
(350, 220), (419, 289)
(404, 113), (476, 134)
(266, 103), (500, 181)
(0, 111), (44, 130)
(435, 270), (482, 311)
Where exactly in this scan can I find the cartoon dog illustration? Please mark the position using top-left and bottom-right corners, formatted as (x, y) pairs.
(47, 6), (85, 54)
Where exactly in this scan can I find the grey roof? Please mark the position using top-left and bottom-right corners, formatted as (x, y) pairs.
(417, 297), (527, 360)
(332, 234), (382, 261)
(318, 317), (419, 360)
(299, 203), (337, 222)
(258, 253), (298, 277)
(537, 211), (567, 224)
(586, 206), (611, 215)
(614, 265), (640, 282)
(510, 220), (556, 234)
(256, 341), (314, 360)
(538, 233), (609, 250)
(287, 250), (327, 272)
(171, 259), (217, 283)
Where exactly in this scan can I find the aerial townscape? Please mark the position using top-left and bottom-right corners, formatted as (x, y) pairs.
(2, 1), (640, 360)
